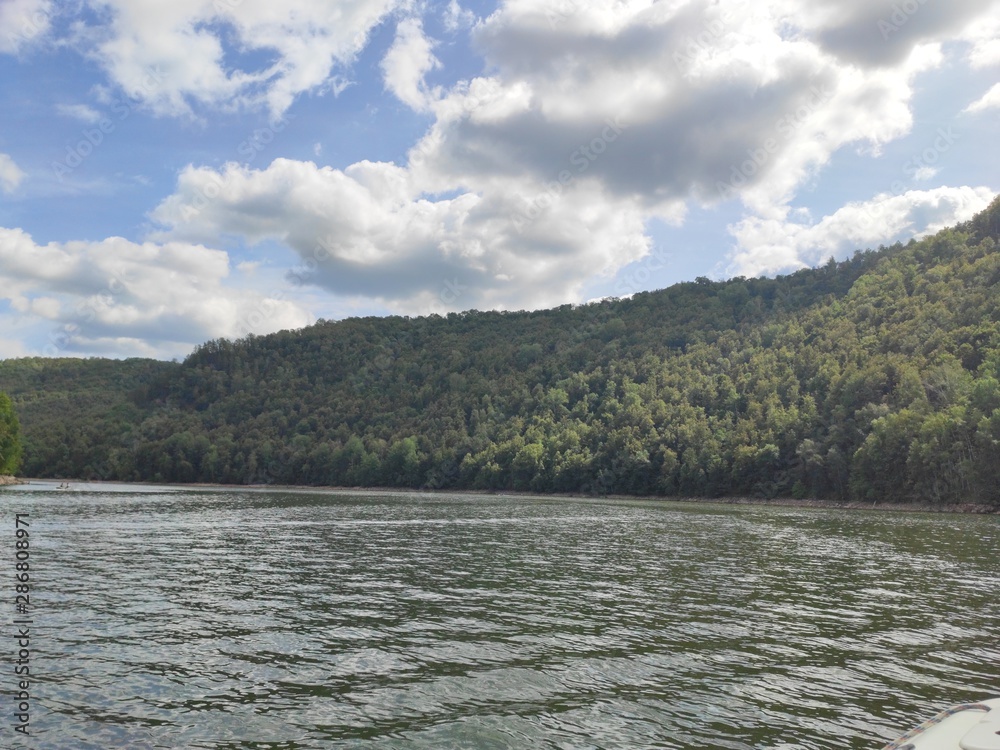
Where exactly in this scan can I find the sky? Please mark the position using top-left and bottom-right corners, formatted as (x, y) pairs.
(0, 0), (997, 361)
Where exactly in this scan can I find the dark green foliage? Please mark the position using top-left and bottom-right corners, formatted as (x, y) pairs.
(0, 358), (178, 480)
(3, 197), (1000, 505)
(0, 391), (22, 475)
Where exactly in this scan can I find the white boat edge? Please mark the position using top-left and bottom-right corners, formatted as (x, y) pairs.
(882, 697), (1000, 750)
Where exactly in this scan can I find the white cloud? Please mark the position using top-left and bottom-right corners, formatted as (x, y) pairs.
(144, 0), (1000, 317)
(381, 18), (442, 112)
(151, 158), (651, 314)
(65, 0), (406, 117)
(0, 154), (26, 193)
(959, 2), (1000, 68)
(0, 336), (29, 359)
(969, 39), (1000, 68)
(0, 227), (313, 358)
(10, 295), (60, 319)
(0, 0), (52, 55)
(726, 186), (997, 277)
(783, 0), (991, 68)
(965, 82), (1000, 114)
(56, 103), (103, 123)
(410, 0), (951, 221)
(443, 1), (476, 32)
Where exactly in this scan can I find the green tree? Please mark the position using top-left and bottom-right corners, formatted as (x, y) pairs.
(0, 392), (23, 475)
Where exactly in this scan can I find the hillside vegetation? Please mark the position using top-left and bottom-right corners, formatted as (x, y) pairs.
(2, 198), (999, 505)
(0, 390), (22, 475)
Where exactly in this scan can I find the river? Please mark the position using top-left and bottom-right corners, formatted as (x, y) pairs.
(1, 483), (997, 748)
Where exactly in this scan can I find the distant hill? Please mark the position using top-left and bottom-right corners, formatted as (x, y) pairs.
(2, 196), (999, 505)
(0, 357), (176, 479)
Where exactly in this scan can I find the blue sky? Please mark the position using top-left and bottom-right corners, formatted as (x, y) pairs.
(0, 0), (997, 360)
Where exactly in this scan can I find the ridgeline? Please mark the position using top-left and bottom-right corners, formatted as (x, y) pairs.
(2, 198), (999, 505)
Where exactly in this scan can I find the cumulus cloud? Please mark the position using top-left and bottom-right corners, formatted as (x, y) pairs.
(151, 158), (650, 314)
(727, 186), (997, 277)
(788, 0), (990, 68)
(959, 2), (1000, 69)
(409, 0), (943, 220)
(59, 0), (405, 117)
(144, 0), (1000, 316)
(381, 18), (442, 112)
(965, 82), (1000, 114)
(0, 154), (26, 193)
(443, 1), (476, 32)
(0, 227), (313, 358)
(0, 336), (29, 359)
(0, 0), (52, 54)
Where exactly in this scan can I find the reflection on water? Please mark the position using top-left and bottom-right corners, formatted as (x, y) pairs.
(0, 489), (997, 749)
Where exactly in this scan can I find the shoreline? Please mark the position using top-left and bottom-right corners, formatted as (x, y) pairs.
(12, 477), (999, 514)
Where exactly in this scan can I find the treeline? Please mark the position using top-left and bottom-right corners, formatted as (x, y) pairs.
(2, 197), (999, 505)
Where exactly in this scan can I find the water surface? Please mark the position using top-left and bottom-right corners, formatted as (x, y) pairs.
(1, 487), (997, 748)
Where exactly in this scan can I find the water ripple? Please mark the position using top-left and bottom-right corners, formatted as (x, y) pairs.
(0, 490), (997, 749)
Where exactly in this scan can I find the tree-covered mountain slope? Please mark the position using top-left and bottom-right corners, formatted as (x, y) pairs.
(3, 197), (999, 505)
(0, 357), (177, 478)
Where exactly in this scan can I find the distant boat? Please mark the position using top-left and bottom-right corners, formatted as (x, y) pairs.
(882, 697), (1000, 749)
(57, 482), (71, 490)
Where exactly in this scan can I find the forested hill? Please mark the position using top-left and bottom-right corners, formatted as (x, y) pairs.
(3, 197), (1000, 505)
